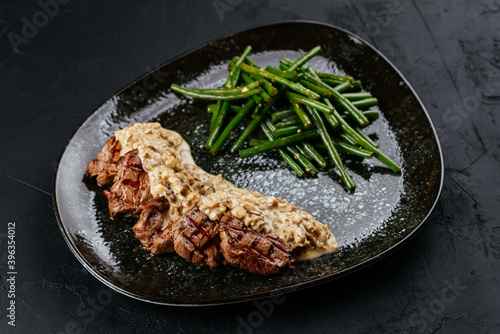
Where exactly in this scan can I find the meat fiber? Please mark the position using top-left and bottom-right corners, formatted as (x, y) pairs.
(171, 206), (223, 268)
(219, 211), (293, 274)
(85, 136), (122, 186)
(87, 135), (295, 275)
(133, 196), (172, 254)
(103, 149), (153, 218)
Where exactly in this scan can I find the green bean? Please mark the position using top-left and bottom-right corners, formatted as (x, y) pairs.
(171, 84), (262, 100)
(280, 57), (321, 81)
(331, 89), (369, 126)
(332, 109), (401, 172)
(271, 109), (295, 122)
(279, 57), (294, 70)
(251, 74), (279, 96)
(341, 109), (380, 122)
(265, 66), (298, 80)
(299, 80), (332, 98)
(353, 126), (377, 148)
(316, 72), (353, 82)
(264, 117), (277, 134)
(233, 45), (252, 72)
(351, 97), (378, 109)
(279, 150), (306, 177)
(210, 99), (257, 155)
(316, 141), (373, 159)
(281, 58), (323, 85)
(286, 91), (334, 114)
(334, 140), (374, 159)
(302, 142), (328, 168)
(233, 55), (258, 68)
(241, 63), (320, 100)
(342, 92), (372, 101)
(305, 105), (355, 190)
(333, 80), (352, 93)
(193, 80), (261, 94)
(241, 72), (271, 105)
(206, 98), (234, 149)
(205, 48), (251, 149)
(351, 80), (362, 90)
(321, 78), (343, 87)
(261, 123), (305, 177)
(274, 124), (306, 138)
(229, 104), (244, 113)
(323, 99), (339, 128)
(209, 101), (222, 133)
(239, 130), (320, 158)
(304, 73), (368, 126)
(248, 138), (267, 147)
(291, 101), (313, 128)
(229, 86), (287, 153)
(340, 132), (358, 146)
(362, 109), (379, 121)
(286, 146), (318, 175)
(286, 46), (322, 72)
(274, 116), (301, 128)
(207, 103), (218, 114)
(296, 144), (314, 161)
(230, 104), (271, 153)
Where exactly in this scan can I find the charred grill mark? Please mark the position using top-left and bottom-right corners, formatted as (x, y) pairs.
(219, 212), (293, 274)
(121, 179), (140, 188)
(188, 214), (209, 237)
(171, 207), (223, 268)
(129, 163), (145, 172)
(251, 235), (261, 249)
(226, 227), (276, 263)
(89, 134), (296, 275)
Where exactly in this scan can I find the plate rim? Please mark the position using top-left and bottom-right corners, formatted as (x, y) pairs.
(52, 20), (445, 306)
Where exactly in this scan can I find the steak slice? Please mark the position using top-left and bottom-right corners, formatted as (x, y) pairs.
(172, 206), (222, 268)
(85, 136), (122, 186)
(133, 196), (174, 254)
(219, 212), (293, 275)
(103, 149), (153, 218)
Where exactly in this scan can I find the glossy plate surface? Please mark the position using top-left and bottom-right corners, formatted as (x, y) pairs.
(53, 21), (443, 305)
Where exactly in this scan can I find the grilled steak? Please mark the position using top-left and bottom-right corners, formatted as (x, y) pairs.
(87, 141), (296, 274)
(86, 124), (339, 275)
(85, 136), (122, 186)
(219, 211), (293, 275)
(171, 206), (222, 268)
(103, 149), (153, 218)
(133, 196), (173, 254)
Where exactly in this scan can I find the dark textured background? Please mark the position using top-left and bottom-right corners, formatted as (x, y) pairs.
(1, 1), (499, 333)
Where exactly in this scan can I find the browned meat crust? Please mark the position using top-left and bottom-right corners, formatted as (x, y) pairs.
(85, 136), (122, 186)
(219, 212), (293, 275)
(149, 224), (176, 255)
(171, 206), (222, 268)
(133, 196), (173, 254)
(88, 137), (295, 275)
(103, 149), (153, 218)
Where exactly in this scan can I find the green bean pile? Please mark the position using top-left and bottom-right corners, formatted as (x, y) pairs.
(170, 46), (400, 190)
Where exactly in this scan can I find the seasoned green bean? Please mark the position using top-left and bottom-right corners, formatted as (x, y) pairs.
(305, 106), (355, 190)
(241, 63), (320, 100)
(261, 123), (305, 177)
(286, 146), (318, 175)
(239, 130), (320, 158)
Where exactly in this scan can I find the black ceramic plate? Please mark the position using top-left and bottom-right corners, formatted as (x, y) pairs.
(53, 21), (443, 306)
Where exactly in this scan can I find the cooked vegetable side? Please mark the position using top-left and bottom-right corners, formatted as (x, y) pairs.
(170, 45), (401, 191)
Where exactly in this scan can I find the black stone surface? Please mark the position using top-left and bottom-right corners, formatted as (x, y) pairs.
(0, 1), (499, 333)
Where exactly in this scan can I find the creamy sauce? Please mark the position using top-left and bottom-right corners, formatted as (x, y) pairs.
(114, 122), (338, 260)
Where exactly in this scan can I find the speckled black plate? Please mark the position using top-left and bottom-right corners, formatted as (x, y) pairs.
(53, 21), (443, 306)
